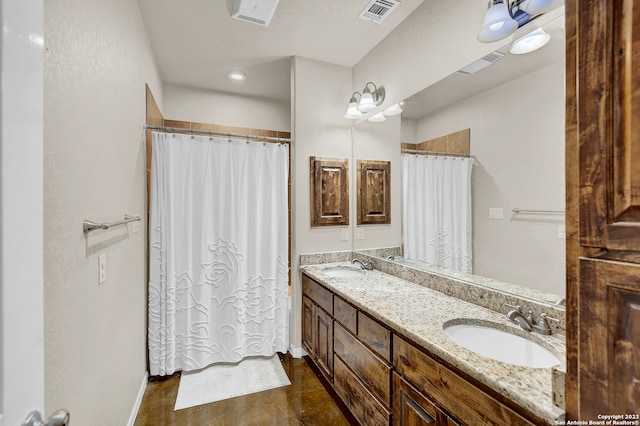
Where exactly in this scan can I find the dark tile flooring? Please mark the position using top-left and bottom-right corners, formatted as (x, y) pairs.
(134, 354), (357, 426)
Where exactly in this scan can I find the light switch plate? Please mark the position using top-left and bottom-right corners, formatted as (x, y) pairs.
(341, 227), (349, 241)
(489, 208), (504, 219)
(557, 224), (566, 239)
(356, 228), (365, 240)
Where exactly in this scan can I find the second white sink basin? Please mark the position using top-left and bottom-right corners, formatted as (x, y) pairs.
(322, 266), (365, 278)
(444, 322), (560, 369)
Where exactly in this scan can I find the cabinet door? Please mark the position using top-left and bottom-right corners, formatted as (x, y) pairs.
(315, 306), (334, 380)
(393, 373), (455, 426)
(302, 296), (314, 357)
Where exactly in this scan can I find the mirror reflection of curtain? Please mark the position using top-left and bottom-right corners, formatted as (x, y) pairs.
(148, 132), (289, 376)
(401, 154), (473, 273)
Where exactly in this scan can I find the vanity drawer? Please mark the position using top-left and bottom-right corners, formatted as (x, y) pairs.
(334, 356), (390, 426)
(334, 295), (357, 334)
(393, 335), (538, 426)
(358, 311), (391, 362)
(302, 274), (333, 314)
(334, 322), (392, 406)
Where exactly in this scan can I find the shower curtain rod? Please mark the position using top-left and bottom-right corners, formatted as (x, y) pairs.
(145, 125), (291, 143)
(401, 149), (471, 158)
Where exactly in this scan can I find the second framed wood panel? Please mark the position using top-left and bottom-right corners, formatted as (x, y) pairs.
(357, 160), (391, 225)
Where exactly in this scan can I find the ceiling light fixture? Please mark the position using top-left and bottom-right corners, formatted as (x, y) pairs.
(227, 71), (246, 81)
(509, 28), (550, 54)
(344, 82), (386, 119)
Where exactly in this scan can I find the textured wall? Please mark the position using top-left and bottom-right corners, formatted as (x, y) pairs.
(43, 0), (162, 424)
(163, 83), (291, 132)
(415, 61), (566, 296)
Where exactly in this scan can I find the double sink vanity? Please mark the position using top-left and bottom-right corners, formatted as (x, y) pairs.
(299, 250), (566, 425)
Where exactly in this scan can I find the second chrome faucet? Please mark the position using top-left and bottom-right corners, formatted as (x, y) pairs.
(352, 258), (374, 270)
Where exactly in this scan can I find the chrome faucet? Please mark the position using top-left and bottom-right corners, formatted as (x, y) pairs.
(352, 258), (374, 270)
(505, 304), (559, 335)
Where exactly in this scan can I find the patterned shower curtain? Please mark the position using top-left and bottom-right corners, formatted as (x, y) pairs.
(401, 154), (473, 273)
(148, 132), (289, 376)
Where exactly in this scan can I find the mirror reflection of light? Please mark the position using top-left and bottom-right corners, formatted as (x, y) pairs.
(509, 28), (551, 55)
(29, 32), (44, 47)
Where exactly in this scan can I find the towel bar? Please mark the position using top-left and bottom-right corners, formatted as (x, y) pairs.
(83, 215), (140, 234)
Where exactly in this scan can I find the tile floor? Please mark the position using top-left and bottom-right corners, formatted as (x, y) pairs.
(134, 354), (357, 425)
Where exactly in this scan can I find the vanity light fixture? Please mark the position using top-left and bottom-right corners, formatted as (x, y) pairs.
(357, 82), (385, 112)
(344, 82), (386, 119)
(344, 92), (364, 119)
(521, 0), (562, 15)
(509, 28), (550, 54)
(368, 112), (386, 123)
(477, 0), (561, 44)
(227, 70), (247, 81)
(478, 0), (519, 43)
(383, 102), (404, 116)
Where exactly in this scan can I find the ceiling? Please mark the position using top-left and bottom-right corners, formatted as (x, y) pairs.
(136, 0), (426, 103)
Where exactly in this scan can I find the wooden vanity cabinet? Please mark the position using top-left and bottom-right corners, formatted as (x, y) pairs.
(302, 273), (545, 426)
(393, 373), (458, 426)
(302, 275), (334, 381)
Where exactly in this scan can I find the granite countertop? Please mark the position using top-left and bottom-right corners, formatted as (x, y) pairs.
(300, 261), (566, 424)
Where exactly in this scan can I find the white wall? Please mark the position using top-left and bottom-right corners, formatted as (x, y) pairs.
(352, 118), (402, 250)
(414, 61), (566, 295)
(163, 83), (290, 131)
(290, 57), (353, 351)
(43, 0), (162, 424)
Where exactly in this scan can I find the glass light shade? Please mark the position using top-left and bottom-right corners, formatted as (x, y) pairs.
(344, 101), (363, 119)
(367, 112), (386, 123)
(509, 28), (551, 54)
(357, 92), (376, 112)
(477, 2), (518, 43)
(227, 70), (246, 81)
(383, 103), (403, 116)
(522, 0), (560, 15)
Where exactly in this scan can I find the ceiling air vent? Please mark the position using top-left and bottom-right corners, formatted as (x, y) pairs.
(231, 0), (280, 27)
(456, 51), (505, 75)
(358, 0), (401, 24)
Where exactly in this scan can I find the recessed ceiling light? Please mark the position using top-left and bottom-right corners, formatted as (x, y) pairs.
(227, 71), (247, 81)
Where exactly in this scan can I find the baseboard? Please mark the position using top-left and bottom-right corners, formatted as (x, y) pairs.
(127, 371), (148, 426)
(289, 345), (307, 358)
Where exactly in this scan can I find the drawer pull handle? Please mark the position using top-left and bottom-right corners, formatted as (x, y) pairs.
(406, 396), (435, 424)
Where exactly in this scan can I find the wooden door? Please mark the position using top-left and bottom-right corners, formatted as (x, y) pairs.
(302, 296), (314, 357)
(567, 0), (640, 418)
(392, 373), (455, 426)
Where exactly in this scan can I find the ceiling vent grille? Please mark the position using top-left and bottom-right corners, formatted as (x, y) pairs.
(358, 0), (401, 24)
(456, 51), (505, 75)
(231, 0), (280, 27)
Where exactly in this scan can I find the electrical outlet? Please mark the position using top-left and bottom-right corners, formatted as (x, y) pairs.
(356, 228), (365, 240)
(340, 227), (349, 241)
(557, 224), (566, 239)
(98, 253), (107, 284)
(489, 208), (504, 219)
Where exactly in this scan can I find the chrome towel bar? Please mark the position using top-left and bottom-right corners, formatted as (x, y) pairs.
(83, 214), (140, 234)
(512, 208), (565, 215)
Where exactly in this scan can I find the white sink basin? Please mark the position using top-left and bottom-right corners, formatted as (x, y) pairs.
(444, 322), (560, 369)
(322, 266), (365, 278)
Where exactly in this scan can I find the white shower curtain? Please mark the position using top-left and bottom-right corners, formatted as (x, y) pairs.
(148, 132), (289, 376)
(402, 154), (473, 273)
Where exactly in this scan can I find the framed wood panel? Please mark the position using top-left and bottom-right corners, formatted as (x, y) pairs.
(310, 157), (349, 227)
(357, 160), (391, 225)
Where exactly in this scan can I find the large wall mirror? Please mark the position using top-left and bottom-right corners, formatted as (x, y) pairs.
(356, 8), (566, 308)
